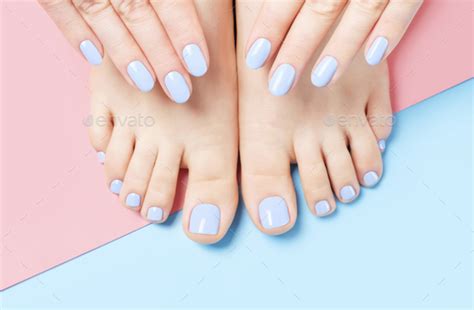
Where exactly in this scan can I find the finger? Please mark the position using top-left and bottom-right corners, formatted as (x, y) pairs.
(72, 0), (156, 93)
(311, 0), (388, 87)
(245, 0), (303, 70)
(152, 0), (209, 77)
(364, 0), (423, 65)
(39, 0), (103, 65)
(112, 0), (192, 104)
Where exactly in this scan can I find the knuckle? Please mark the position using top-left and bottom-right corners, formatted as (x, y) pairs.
(351, 0), (388, 14)
(73, 0), (111, 16)
(114, 0), (152, 24)
(305, 0), (346, 19)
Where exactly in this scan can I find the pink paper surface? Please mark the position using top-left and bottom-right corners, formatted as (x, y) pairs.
(1, 0), (472, 290)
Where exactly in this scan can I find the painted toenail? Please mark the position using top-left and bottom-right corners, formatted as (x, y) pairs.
(363, 171), (380, 187)
(340, 185), (357, 203)
(164, 71), (191, 104)
(147, 207), (164, 222)
(366, 36), (389, 66)
(125, 193), (141, 208)
(314, 200), (331, 216)
(97, 151), (105, 164)
(378, 139), (386, 152)
(189, 203), (220, 235)
(109, 180), (123, 195)
(182, 44), (208, 77)
(79, 40), (102, 65)
(311, 56), (338, 88)
(259, 196), (290, 229)
(127, 60), (155, 93)
(246, 38), (271, 69)
(268, 64), (296, 96)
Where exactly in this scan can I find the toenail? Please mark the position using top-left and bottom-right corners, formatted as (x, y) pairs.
(189, 203), (220, 235)
(258, 196), (290, 229)
(311, 56), (338, 88)
(366, 36), (389, 66)
(79, 40), (102, 65)
(125, 193), (141, 208)
(146, 207), (164, 223)
(268, 64), (296, 96)
(246, 38), (272, 69)
(340, 185), (357, 203)
(97, 151), (105, 164)
(127, 60), (155, 93)
(109, 180), (123, 195)
(363, 171), (380, 187)
(378, 139), (386, 152)
(164, 71), (191, 104)
(314, 200), (331, 216)
(182, 44), (208, 77)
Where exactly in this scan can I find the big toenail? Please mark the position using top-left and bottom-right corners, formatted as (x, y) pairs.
(268, 64), (296, 96)
(125, 193), (141, 208)
(147, 207), (164, 223)
(109, 180), (123, 195)
(127, 60), (155, 93)
(311, 56), (338, 87)
(363, 171), (380, 187)
(258, 196), (290, 229)
(246, 38), (272, 69)
(189, 203), (220, 235)
(97, 151), (105, 164)
(378, 139), (386, 152)
(340, 186), (357, 203)
(164, 71), (191, 104)
(314, 200), (331, 216)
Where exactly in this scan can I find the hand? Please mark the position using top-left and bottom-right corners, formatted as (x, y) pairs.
(39, 0), (210, 104)
(244, 0), (423, 95)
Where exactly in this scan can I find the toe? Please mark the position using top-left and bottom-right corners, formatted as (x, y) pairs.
(88, 98), (113, 164)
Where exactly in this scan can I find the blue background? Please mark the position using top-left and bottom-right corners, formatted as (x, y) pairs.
(1, 80), (472, 309)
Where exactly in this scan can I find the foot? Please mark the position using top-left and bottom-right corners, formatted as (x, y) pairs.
(88, 0), (238, 244)
(237, 0), (393, 235)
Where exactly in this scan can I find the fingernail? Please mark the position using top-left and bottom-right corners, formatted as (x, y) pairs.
(97, 151), (105, 164)
(311, 56), (338, 87)
(259, 196), (290, 229)
(366, 36), (388, 66)
(127, 60), (155, 93)
(246, 38), (272, 69)
(268, 64), (296, 96)
(164, 71), (191, 104)
(314, 200), (331, 216)
(340, 185), (357, 203)
(189, 203), (220, 235)
(182, 44), (208, 77)
(146, 206), (163, 222)
(378, 139), (386, 152)
(109, 180), (123, 195)
(126, 193), (141, 208)
(79, 40), (102, 65)
(363, 171), (380, 187)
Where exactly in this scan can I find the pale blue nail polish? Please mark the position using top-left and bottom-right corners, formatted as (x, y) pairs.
(340, 185), (356, 202)
(147, 207), (163, 222)
(164, 71), (191, 104)
(259, 196), (290, 229)
(127, 60), (155, 93)
(378, 139), (386, 152)
(366, 36), (388, 66)
(97, 151), (105, 164)
(126, 193), (141, 208)
(363, 171), (380, 187)
(182, 44), (208, 77)
(189, 203), (220, 235)
(79, 40), (102, 65)
(268, 64), (296, 96)
(109, 180), (123, 195)
(314, 200), (331, 216)
(246, 38), (272, 69)
(311, 56), (338, 87)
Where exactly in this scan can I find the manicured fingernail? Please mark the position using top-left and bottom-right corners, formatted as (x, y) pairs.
(97, 151), (105, 164)
(311, 56), (338, 87)
(109, 180), (123, 195)
(182, 44), (208, 77)
(126, 193), (141, 208)
(189, 203), (220, 235)
(363, 171), (380, 187)
(127, 61), (155, 92)
(366, 36), (388, 66)
(378, 139), (386, 152)
(259, 196), (290, 229)
(340, 185), (357, 203)
(246, 38), (272, 69)
(268, 64), (296, 96)
(79, 40), (102, 65)
(314, 200), (331, 216)
(146, 206), (163, 222)
(165, 71), (191, 104)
